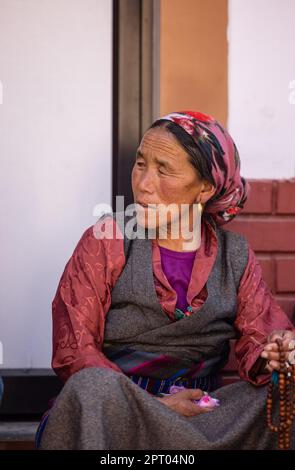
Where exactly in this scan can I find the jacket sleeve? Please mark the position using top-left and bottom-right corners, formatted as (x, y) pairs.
(234, 243), (295, 386)
(52, 219), (126, 383)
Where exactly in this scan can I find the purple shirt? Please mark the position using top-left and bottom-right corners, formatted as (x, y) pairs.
(158, 245), (197, 313)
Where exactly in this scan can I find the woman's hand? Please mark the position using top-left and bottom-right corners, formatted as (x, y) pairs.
(155, 388), (215, 417)
(260, 329), (295, 373)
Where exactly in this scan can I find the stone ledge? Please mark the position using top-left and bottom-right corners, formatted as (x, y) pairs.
(0, 421), (38, 442)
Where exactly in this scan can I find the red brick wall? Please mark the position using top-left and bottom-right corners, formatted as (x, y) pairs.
(221, 178), (295, 380)
(228, 178), (295, 323)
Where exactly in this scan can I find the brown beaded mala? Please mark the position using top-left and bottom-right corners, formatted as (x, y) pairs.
(266, 338), (295, 450)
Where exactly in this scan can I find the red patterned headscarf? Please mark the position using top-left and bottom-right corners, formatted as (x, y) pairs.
(158, 111), (250, 226)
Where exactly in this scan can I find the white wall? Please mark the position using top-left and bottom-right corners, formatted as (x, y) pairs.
(0, 0), (113, 368)
(228, 0), (295, 179)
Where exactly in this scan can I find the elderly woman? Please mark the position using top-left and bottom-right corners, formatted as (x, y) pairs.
(37, 111), (295, 450)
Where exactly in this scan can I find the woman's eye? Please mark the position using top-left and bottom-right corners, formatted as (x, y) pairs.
(136, 161), (144, 168)
(158, 168), (166, 175)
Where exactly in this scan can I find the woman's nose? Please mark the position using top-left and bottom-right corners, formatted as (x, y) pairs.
(137, 169), (155, 193)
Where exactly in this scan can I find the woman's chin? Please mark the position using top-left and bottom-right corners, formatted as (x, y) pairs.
(136, 212), (158, 230)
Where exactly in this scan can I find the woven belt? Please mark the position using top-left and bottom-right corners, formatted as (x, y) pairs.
(128, 374), (220, 395)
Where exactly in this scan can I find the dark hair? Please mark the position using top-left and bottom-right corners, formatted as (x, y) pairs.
(149, 119), (216, 187)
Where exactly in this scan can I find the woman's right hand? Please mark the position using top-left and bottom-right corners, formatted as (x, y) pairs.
(155, 388), (215, 417)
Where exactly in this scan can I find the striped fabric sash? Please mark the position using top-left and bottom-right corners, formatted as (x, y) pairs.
(128, 373), (221, 395)
(103, 346), (227, 382)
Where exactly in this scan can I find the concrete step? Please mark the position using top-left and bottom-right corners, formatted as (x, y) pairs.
(0, 420), (39, 449)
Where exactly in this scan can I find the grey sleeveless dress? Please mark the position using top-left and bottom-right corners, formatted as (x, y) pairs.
(39, 213), (294, 450)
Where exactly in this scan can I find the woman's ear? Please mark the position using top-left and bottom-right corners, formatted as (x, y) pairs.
(198, 181), (216, 205)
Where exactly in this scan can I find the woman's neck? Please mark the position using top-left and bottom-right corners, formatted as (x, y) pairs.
(156, 237), (200, 252)
(155, 208), (202, 252)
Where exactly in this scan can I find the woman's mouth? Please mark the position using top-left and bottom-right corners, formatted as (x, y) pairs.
(136, 201), (153, 208)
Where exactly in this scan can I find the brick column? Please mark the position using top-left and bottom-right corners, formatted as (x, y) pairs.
(222, 179), (295, 380)
(227, 178), (295, 323)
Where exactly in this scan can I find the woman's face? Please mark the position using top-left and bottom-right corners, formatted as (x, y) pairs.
(131, 126), (215, 230)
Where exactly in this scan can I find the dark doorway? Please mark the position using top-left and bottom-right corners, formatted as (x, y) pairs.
(112, 0), (155, 210)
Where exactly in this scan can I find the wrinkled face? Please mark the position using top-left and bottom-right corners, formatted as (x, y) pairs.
(131, 127), (208, 231)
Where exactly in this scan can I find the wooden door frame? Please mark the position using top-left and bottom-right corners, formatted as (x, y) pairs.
(112, 0), (155, 210)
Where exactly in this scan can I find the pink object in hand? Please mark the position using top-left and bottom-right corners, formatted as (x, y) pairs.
(168, 385), (220, 408)
(195, 394), (220, 408)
